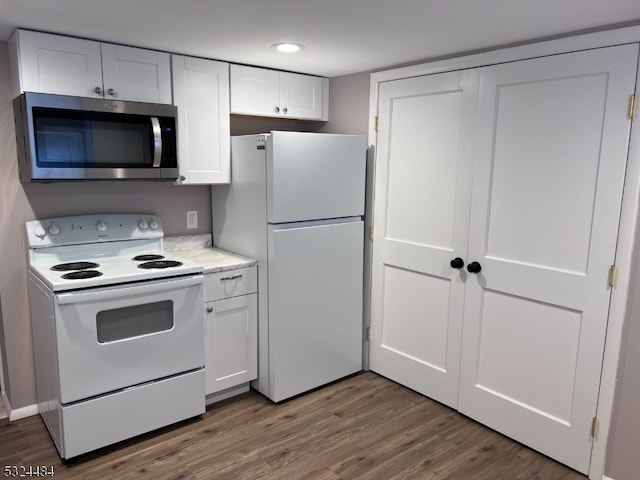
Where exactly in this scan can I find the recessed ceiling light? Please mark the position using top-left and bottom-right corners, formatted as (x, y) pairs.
(272, 43), (305, 53)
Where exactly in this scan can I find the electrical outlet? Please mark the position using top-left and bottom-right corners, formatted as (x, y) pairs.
(186, 210), (198, 229)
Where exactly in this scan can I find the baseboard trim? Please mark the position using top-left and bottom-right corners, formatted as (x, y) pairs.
(603, 475), (615, 480)
(0, 390), (7, 419)
(206, 383), (250, 405)
(2, 392), (38, 421)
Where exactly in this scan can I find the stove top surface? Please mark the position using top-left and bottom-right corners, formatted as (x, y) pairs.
(31, 250), (203, 291)
(26, 214), (203, 291)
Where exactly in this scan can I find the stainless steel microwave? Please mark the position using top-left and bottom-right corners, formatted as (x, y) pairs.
(13, 92), (178, 182)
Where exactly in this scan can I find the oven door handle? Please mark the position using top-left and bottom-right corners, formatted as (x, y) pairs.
(55, 275), (203, 305)
(151, 116), (162, 168)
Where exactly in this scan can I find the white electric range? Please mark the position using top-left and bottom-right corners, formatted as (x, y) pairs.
(26, 213), (206, 459)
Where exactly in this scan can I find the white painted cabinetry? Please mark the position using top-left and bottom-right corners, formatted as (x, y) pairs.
(9, 29), (171, 103)
(230, 64), (328, 120)
(203, 266), (258, 398)
(172, 55), (230, 184)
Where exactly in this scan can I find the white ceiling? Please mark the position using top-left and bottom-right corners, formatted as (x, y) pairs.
(1, 0), (640, 78)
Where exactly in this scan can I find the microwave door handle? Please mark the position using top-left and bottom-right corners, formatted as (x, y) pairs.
(151, 117), (162, 167)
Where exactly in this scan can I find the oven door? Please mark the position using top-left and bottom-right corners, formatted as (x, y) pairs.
(53, 274), (203, 404)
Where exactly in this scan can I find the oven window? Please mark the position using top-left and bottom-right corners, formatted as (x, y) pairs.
(96, 300), (174, 343)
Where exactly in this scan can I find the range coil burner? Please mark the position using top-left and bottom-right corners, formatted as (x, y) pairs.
(51, 261), (100, 271)
(138, 260), (184, 269)
(61, 270), (103, 280)
(132, 254), (165, 261)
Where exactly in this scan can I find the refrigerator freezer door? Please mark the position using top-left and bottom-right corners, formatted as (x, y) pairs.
(267, 132), (366, 223)
(267, 219), (364, 402)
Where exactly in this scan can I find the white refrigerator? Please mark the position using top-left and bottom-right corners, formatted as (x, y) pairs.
(212, 131), (366, 402)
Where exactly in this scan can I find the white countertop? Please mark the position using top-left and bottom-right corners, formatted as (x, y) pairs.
(164, 234), (257, 274)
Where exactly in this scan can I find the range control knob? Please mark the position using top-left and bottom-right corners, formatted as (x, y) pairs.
(35, 226), (47, 239)
(148, 219), (159, 230)
(138, 219), (148, 230)
(96, 220), (107, 232)
(48, 223), (61, 236)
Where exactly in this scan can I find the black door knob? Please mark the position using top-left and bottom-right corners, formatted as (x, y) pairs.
(467, 261), (482, 274)
(450, 257), (464, 269)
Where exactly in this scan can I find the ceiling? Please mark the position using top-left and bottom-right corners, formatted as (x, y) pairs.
(1, 0), (640, 78)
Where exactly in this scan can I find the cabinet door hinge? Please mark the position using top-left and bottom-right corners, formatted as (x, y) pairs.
(608, 265), (618, 287)
(366, 326), (371, 341)
(629, 95), (636, 119)
(374, 116), (378, 132)
(369, 225), (374, 241)
(591, 416), (599, 438)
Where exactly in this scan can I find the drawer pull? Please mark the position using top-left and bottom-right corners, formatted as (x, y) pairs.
(206, 306), (213, 313)
(220, 274), (243, 281)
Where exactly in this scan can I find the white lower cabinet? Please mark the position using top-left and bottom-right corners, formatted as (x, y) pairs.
(203, 267), (258, 397)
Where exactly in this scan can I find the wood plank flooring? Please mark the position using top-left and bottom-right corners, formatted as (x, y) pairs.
(0, 372), (586, 479)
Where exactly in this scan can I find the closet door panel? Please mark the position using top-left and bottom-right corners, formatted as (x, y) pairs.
(459, 44), (639, 473)
(484, 73), (606, 274)
(369, 71), (479, 408)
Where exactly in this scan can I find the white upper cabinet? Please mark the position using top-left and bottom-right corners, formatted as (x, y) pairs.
(9, 30), (102, 98)
(230, 64), (328, 120)
(9, 29), (171, 103)
(230, 66), (280, 117)
(172, 55), (231, 184)
(99, 43), (171, 103)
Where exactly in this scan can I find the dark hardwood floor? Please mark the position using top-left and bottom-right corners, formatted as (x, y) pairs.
(0, 372), (586, 479)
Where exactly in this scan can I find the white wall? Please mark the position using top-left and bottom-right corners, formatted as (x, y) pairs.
(605, 216), (640, 480)
(319, 71), (371, 136)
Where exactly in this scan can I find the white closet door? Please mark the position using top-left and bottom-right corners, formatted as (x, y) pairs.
(369, 71), (479, 408)
(458, 44), (638, 473)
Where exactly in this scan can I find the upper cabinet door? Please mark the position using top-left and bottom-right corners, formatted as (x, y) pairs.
(101, 44), (172, 103)
(172, 55), (230, 184)
(279, 72), (325, 120)
(11, 30), (103, 98)
(230, 65), (280, 117)
(10, 30), (172, 104)
(230, 64), (328, 120)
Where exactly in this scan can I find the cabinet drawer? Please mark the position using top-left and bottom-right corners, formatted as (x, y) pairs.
(204, 266), (257, 301)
